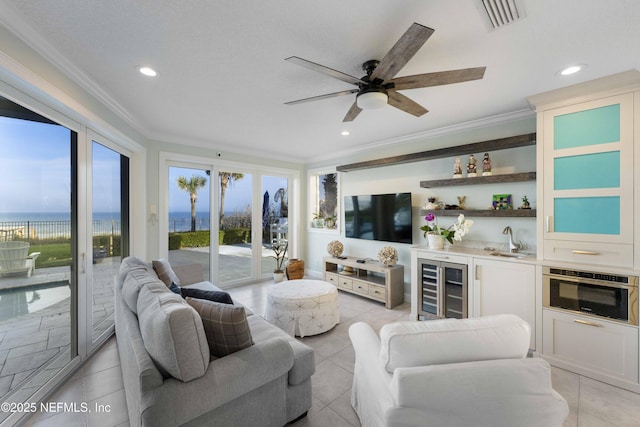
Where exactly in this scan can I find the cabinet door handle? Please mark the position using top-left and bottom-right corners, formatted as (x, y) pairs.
(572, 250), (600, 256)
(545, 216), (552, 232)
(573, 319), (602, 327)
(434, 256), (449, 260)
(475, 264), (479, 280)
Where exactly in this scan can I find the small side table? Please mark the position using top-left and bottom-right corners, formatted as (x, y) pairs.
(265, 279), (339, 337)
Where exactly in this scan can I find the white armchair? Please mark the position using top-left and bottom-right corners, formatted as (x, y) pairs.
(349, 314), (568, 427)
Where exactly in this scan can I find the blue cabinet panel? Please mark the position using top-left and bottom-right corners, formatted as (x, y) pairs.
(554, 151), (620, 190)
(554, 196), (620, 235)
(554, 104), (620, 149)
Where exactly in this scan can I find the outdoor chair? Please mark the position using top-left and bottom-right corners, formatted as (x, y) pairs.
(0, 241), (40, 277)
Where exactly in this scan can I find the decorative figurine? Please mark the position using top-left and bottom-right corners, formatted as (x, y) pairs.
(467, 154), (477, 177)
(519, 195), (531, 209)
(453, 158), (463, 178)
(457, 196), (466, 210)
(424, 197), (444, 210)
(482, 152), (492, 176)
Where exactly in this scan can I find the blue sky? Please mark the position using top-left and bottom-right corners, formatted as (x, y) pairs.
(0, 115), (288, 216)
(169, 166), (288, 215)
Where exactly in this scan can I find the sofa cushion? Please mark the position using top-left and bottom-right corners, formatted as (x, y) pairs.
(121, 267), (164, 314)
(186, 298), (254, 357)
(379, 314), (530, 373)
(137, 285), (209, 381)
(152, 258), (181, 287)
(247, 314), (315, 385)
(181, 288), (233, 304)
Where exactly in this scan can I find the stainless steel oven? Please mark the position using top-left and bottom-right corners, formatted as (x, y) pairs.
(543, 266), (638, 325)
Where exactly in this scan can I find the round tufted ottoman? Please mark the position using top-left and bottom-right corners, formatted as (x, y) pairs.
(265, 279), (340, 337)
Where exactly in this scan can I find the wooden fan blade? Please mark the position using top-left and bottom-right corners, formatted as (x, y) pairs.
(285, 89), (359, 105)
(391, 67), (486, 90)
(343, 102), (362, 122)
(285, 56), (364, 86)
(370, 23), (434, 83)
(387, 91), (428, 117)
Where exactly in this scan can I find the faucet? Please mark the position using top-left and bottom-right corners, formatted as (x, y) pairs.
(503, 226), (522, 253)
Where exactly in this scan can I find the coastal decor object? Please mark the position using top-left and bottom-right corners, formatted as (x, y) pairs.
(378, 246), (398, 266)
(420, 212), (474, 245)
(285, 23), (486, 122)
(482, 152), (492, 176)
(467, 154), (477, 177)
(286, 259), (305, 280)
(492, 194), (512, 210)
(424, 197), (444, 210)
(457, 196), (466, 210)
(453, 158), (463, 178)
(327, 240), (344, 257)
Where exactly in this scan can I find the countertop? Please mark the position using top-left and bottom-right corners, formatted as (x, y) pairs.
(411, 244), (639, 275)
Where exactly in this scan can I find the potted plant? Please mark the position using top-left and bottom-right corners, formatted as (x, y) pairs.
(269, 240), (288, 282)
(324, 215), (336, 229)
(312, 213), (325, 228)
(420, 212), (473, 249)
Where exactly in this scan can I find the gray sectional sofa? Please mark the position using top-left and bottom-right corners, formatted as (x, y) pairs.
(115, 256), (315, 426)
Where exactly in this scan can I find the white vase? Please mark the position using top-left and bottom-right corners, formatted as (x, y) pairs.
(273, 271), (285, 283)
(427, 233), (445, 249)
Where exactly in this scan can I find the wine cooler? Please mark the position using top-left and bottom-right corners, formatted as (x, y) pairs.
(417, 259), (468, 319)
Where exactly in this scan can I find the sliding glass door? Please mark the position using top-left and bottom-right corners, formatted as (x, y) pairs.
(261, 175), (289, 276)
(217, 169), (253, 283)
(90, 138), (129, 347)
(0, 96), (76, 419)
(167, 166), (211, 281)
(0, 94), (131, 424)
(161, 155), (298, 287)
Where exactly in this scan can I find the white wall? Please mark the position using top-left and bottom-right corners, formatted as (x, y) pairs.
(306, 116), (537, 299)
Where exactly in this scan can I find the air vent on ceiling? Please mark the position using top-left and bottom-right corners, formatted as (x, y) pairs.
(481, 0), (525, 29)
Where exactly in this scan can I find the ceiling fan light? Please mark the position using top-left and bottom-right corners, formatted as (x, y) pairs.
(357, 90), (388, 110)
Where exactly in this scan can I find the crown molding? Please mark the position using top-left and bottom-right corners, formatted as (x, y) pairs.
(307, 108), (535, 165)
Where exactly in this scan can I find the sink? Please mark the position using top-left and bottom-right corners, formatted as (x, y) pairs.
(488, 251), (528, 259)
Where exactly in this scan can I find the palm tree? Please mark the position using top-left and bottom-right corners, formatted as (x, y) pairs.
(219, 172), (244, 229)
(177, 175), (207, 232)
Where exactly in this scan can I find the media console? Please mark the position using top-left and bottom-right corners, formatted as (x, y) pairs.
(323, 256), (404, 309)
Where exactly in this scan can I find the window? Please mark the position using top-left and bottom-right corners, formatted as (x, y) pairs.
(308, 169), (339, 231)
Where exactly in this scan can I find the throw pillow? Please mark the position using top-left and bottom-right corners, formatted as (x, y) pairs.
(152, 259), (181, 287)
(186, 297), (253, 357)
(169, 282), (181, 294)
(180, 288), (233, 304)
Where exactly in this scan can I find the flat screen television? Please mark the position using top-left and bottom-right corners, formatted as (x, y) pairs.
(344, 192), (413, 244)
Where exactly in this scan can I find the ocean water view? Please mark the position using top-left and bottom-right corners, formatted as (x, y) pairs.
(0, 211), (255, 239)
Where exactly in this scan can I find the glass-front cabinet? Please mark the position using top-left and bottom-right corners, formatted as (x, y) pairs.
(540, 93), (634, 267)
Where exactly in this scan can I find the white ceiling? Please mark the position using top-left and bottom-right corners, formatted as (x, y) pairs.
(1, 0), (639, 163)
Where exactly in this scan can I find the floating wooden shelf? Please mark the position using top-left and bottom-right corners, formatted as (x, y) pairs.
(336, 133), (536, 172)
(420, 172), (536, 188)
(419, 209), (537, 218)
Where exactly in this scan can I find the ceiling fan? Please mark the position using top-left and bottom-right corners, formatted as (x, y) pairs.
(284, 23), (486, 122)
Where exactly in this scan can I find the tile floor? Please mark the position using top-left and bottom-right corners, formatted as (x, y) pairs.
(22, 281), (640, 427)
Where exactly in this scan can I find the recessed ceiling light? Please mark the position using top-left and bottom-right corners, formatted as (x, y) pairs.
(341, 130), (350, 136)
(139, 66), (157, 77)
(559, 65), (584, 76)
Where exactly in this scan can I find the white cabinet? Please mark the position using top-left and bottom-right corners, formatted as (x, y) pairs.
(529, 73), (640, 268)
(542, 308), (639, 392)
(471, 258), (536, 349)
